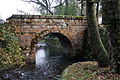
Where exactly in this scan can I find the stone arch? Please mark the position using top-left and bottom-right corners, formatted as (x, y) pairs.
(30, 28), (73, 51)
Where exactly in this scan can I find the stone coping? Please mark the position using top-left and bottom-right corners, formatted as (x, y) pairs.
(7, 14), (86, 20)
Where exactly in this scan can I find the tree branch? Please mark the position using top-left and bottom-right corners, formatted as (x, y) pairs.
(52, 0), (66, 8)
(22, 0), (53, 15)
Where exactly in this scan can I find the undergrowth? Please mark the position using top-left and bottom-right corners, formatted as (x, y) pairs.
(0, 23), (24, 69)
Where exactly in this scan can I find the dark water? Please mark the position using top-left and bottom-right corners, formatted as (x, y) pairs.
(0, 44), (76, 80)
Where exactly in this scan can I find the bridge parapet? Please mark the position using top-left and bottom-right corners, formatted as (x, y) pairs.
(7, 15), (86, 31)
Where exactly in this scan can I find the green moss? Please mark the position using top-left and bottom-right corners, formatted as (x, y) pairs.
(71, 16), (86, 19)
(118, 40), (120, 43)
(42, 15), (85, 19)
(61, 61), (110, 80)
(61, 62), (96, 80)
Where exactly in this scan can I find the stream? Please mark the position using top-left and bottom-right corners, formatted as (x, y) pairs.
(0, 43), (76, 80)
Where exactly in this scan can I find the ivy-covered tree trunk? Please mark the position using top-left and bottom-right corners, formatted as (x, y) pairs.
(86, 0), (109, 67)
(102, 0), (120, 73)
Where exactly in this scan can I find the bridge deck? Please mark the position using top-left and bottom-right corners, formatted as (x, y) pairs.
(7, 15), (86, 20)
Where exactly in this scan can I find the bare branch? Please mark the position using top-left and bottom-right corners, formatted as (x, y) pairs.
(22, 0), (54, 15)
(52, 0), (66, 8)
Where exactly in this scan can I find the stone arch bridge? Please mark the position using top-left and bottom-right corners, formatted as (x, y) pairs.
(7, 15), (87, 59)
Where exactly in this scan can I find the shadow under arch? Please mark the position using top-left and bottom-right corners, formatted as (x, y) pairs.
(30, 31), (72, 53)
(44, 33), (72, 48)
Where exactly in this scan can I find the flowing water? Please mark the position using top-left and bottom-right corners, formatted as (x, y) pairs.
(0, 43), (76, 80)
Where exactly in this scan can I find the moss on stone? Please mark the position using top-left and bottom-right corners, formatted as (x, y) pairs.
(61, 61), (96, 80)
(61, 61), (114, 80)
(8, 14), (86, 20)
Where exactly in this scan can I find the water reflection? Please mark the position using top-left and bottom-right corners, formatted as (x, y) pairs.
(36, 48), (47, 66)
(35, 43), (62, 67)
(36, 43), (46, 47)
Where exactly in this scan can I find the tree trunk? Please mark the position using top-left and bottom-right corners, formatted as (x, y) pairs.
(96, 1), (99, 21)
(102, 0), (120, 73)
(86, 0), (109, 67)
(81, 0), (84, 16)
(64, 0), (69, 15)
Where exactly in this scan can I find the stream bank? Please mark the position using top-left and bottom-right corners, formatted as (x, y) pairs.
(62, 61), (120, 80)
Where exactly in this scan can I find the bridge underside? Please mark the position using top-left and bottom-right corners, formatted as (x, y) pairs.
(49, 33), (72, 48)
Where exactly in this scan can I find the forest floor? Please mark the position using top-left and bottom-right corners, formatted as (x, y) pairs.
(62, 61), (120, 80)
